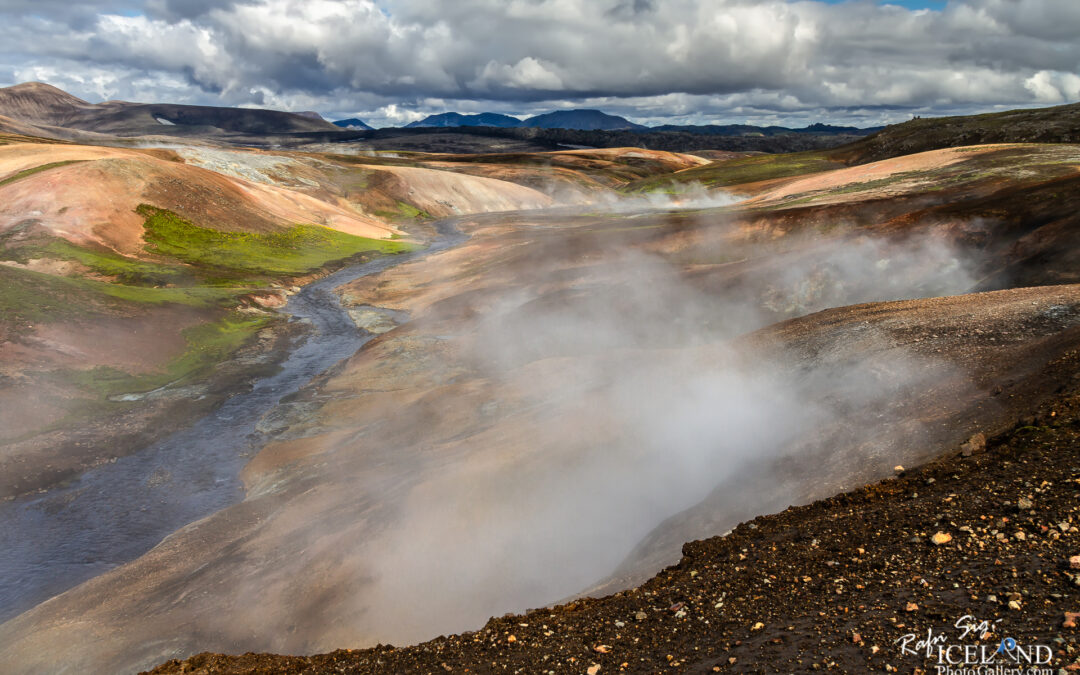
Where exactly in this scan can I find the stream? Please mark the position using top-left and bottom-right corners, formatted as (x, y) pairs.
(0, 218), (466, 622)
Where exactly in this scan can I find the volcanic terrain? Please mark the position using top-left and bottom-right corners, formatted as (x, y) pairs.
(0, 89), (1078, 674)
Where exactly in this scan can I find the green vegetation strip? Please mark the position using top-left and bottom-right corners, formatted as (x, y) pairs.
(0, 160), (84, 187)
(0, 265), (239, 336)
(68, 312), (273, 397)
(138, 205), (416, 280)
(627, 151), (844, 193)
(40, 239), (190, 286)
(373, 200), (430, 222)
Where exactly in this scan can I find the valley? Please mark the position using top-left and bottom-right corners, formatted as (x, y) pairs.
(0, 86), (1078, 674)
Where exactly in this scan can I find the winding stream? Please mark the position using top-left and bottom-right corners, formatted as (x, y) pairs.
(0, 219), (466, 622)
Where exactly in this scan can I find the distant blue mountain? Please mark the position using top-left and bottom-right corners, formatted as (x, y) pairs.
(332, 118), (374, 130)
(375, 108), (879, 136)
(406, 112), (523, 128)
(649, 122), (880, 137)
(522, 109), (646, 131)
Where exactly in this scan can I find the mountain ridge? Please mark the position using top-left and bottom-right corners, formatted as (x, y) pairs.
(332, 118), (375, 131)
(405, 112), (523, 128)
(0, 82), (340, 138)
(522, 108), (646, 130)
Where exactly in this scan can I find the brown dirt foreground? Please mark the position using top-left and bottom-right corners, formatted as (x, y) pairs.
(149, 378), (1080, 672)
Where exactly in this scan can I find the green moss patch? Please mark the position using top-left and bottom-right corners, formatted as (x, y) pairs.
(626, 151), (843, 193)
(138, 205), (415, 280)
(0, 265), (94, 333)
(0, 160), (84, 187)
(0, 265), (238, 337)
(374, 200), (430, 222)
(67, 312), (273, 397)
(37, 239), (190, 286)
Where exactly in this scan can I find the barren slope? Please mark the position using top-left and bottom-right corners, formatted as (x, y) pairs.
(3, 137), (1080, 675)
(0, 140), (565, 501)
(150, 377), (1080, 675)
(6, 145), (1080, 671)
(0, 82), (339, 140)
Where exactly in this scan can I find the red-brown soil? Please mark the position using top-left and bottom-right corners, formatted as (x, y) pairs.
(4, 137), (1080, 675)
(148, 368), (1080, 674)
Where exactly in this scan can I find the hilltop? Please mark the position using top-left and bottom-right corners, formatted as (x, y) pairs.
(0, 82), (338, 140)
(405, 112), (523, 128)
(0, 82), (94, 126)
(836, 102), (1080, 163)
(332, 118), (374, 131)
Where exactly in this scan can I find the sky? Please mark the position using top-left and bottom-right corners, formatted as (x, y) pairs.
(0, 0), (1077, 128)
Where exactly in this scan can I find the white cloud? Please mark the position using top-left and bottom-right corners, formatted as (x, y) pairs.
(1, 0), (1078, 124)
(1025, 70), (1065, 102)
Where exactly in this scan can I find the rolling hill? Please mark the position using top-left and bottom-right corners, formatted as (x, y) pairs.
(0, 82), (340, 138)
(835, 101), (1080, 164)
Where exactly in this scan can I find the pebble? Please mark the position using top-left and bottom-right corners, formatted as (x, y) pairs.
(931, 532), (953, 545)
(1008, 600), (1022, 611)
(960, 433), (986, 456)
(751, 622), (764, 631)
(634, 611), (647, 621)
(587, 665), (600, 675)
(1070, 556), (1080, 569)
(906, 602), (919, 612)
(1017, 497), (1033, 510)
(1064, 612), (1080, 629)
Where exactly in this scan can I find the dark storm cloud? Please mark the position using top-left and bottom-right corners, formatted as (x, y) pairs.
(144, 0), (244, 20)
(0, 0), (1077, 127)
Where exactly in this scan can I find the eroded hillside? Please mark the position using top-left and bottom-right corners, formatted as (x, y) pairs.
(0, 127), (1077, 674)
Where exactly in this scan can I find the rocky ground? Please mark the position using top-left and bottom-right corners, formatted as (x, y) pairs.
(150, 374), (1080, 674)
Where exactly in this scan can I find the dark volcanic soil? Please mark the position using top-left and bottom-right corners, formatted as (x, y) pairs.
(148, 362), (1080, 673)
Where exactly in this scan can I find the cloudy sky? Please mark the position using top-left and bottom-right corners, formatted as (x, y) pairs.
(0, 0), (1077, 128)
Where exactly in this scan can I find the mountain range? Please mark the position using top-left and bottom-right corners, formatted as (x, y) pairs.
(404, 112), (523, 129)
(380, 109), (876, 135)
(0, 82), (880, 143)
(400, 109), (646, 131)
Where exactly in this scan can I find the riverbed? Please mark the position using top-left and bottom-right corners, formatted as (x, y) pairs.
(0, 219), (466, 621)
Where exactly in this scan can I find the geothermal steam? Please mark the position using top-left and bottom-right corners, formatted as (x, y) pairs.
(336, 225), (980, 645)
